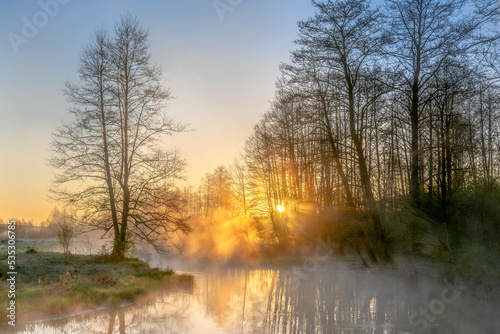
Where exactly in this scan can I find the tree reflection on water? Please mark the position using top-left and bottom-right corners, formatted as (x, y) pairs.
(20, 266), (500, 334)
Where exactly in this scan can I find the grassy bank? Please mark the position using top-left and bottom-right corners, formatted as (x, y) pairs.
(0, 243), (193, 325)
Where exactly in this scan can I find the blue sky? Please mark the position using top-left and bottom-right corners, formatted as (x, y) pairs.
(0, 0), (316, 222)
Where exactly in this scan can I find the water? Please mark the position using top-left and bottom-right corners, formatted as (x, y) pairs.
(16, 263), (500, 334)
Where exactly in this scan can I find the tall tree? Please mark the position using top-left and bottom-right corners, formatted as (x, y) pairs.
(384, 0), (499, 203)
(296, 0), (390, 260)
(232, 159), (249, 217)
(281, 56), (356, 209)
(50, 14), (188, 259)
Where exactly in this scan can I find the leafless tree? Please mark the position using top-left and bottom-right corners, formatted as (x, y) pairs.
(293, 0), (390, 260)
(50, 14), (189, 259)
(384, 0), (499, 204)
(231, 159), (249, 218)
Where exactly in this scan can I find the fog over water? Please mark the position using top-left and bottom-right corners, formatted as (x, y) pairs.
(14, 242), (500, 334)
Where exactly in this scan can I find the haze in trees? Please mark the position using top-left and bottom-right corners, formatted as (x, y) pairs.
(181, 0), (500, 293)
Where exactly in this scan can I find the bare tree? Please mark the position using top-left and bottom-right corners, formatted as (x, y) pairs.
(384, 0), (499, 204)
(50, 14), (189, 259)
(231, 159), (249, 217)
(47, 207), (76, 259)
(294, 0), (390, 261)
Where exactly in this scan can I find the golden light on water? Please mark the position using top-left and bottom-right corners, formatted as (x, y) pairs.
(276, 205), (285, 213)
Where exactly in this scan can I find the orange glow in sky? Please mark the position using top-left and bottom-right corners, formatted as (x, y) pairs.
(0, 1), (315, 223)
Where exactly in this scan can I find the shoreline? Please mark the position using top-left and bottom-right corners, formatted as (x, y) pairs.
(0, 242), (193, 329)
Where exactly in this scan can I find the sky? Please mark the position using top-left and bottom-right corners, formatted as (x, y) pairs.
(0, 0), (317, 223)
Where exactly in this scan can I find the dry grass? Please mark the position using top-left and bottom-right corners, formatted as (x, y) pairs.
(0, 242), (193, 326)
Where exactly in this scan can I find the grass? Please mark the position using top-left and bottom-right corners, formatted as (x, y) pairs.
(0, 241), (193, 325)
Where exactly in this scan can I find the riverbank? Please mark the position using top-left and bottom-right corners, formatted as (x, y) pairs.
(0, 242), (193, 327)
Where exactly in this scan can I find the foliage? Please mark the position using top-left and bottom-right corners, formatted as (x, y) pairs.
(385, 182), (500, 295)
(449, 182), (500, 295)
(25, 248), (38, 254)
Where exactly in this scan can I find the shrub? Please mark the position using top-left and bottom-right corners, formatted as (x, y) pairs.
(458, 244), (500, 295)
(57, 223), (74, 261)
(25, 248), (38, 254)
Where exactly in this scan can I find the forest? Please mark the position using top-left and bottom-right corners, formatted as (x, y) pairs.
(180, 0), (500, 294)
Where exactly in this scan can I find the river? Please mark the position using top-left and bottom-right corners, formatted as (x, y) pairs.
(17, 259), (500, 334)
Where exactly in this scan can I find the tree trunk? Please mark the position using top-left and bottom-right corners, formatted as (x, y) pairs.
(98, 66), (120, 257)
(410, 78), (420, 205)
(346, 80), (390, 262)
(319, 94), (355, 208)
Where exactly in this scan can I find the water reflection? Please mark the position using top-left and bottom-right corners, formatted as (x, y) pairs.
(17, 265), (500, 334)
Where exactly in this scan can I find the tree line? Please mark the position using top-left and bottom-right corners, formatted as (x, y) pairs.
(186, 0), (500, 266)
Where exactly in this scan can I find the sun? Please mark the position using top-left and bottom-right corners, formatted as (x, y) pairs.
(276, 205), (285, 213)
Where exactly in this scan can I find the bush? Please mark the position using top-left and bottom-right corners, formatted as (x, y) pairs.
(458, 244), (500, 294)
(25, 248), (38, 254)
(387, 181), (500, 294)
(57, 223), (74, 261)
(447, 182), (500, 295)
